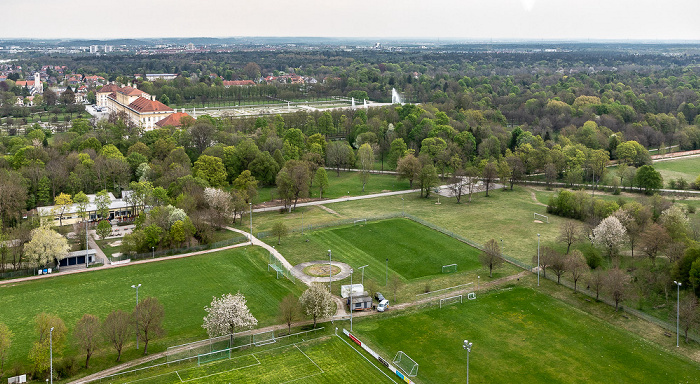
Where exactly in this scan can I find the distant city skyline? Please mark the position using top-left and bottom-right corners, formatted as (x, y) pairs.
(2, 0), (699, 41)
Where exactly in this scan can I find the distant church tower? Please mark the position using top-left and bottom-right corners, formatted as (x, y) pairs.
(33, 72), (43, 94)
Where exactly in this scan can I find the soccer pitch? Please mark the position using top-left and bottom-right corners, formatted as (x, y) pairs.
(104, 336), (396, 384)
(274, 218), (483, 280)
(352, 285), (700, 383)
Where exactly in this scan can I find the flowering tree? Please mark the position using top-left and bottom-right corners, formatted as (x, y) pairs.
(299, 284), (335, 328)
(204, 187), (232, 228)
(202, 292), (258, 339)
(25, 226), (69, 268)
(592, 216), (627, 260)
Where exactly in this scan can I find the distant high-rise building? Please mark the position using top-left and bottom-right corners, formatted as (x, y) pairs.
(186, 43), (195, 50)
(89, 45), (100, 54)
(104, 45), (113, 53)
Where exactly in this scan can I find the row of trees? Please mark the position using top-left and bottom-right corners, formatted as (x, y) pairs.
(0, 297), (163, 381)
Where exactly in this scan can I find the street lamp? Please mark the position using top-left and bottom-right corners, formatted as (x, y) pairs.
(674, 280), (682, 347)
(131, 284), (141, 349)
(249, 203), (253, 244)
(328, 250), (332, 292)
(401, 197), (404, 216)
(537, 233), (540, 287)
(358, 264), (369, 287)
(151, 246), (154, 259)
(85, 219), (89, 268)
(463, 340), (472, 384)
(50, 327), (54, 384)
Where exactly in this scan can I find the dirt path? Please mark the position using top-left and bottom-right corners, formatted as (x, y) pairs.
(69, 271), (528, 383)
(318, 204), (342, 216)
(529, 188), (548, 207)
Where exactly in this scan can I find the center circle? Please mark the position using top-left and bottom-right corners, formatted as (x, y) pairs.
(304, 264), (341, 277)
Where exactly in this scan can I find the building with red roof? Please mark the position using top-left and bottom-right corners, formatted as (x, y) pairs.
(155, 112), (190, 128)
(96, 83), (175, 130)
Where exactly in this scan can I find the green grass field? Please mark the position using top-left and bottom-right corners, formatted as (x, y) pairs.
(271, 218), (481, 280)
(352, 284), (700, 384)
(253, 171), (411, 203)
(652, 156), (700, 184)
(0, 246), (303, 377)
(104, 337), (395, 384)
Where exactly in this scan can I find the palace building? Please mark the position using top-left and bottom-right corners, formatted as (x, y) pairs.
(96, 83), (176, 130)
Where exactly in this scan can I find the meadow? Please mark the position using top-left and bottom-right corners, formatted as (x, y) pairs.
(0, 246), (303, 378)
(352, 284), (700, 384)
(652, 156), (700, 184)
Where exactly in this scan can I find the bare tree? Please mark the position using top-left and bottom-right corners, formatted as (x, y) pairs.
(102, 309), (131, 362)
(604, 268), (629, 311)
(277, 294), (301, 334)
(567, 250), (589, 292)
(558, 221), (580, 254)
(548, 248), (567, 284)
(640, 223), (670, 266)
(544, 162), (557, 189)
(74, 314), (101, 368)
(481, 162), (498, 197)
(667, 242), (687, 264)
(133, 297), (165, 355)
(479, 239), (503, 278)
(299, 284), (335, 328)
(464, 166), (478, 203)
(588, 269), (605, 300)
(389, 274), (404, 303)
(678, 294), (699, 343)
(449, 169), (467, 203)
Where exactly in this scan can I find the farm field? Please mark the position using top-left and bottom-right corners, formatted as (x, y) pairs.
(0, 246), (303, 374)
(352, 284), (700, 384)
(103, 336), (395, 384)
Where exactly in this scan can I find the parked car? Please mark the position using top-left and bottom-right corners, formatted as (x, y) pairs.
(377, 299), (390, 312)
(375, 292), (385, 301)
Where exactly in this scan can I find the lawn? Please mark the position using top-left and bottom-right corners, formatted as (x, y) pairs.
(105, 336), (395, 384)
(652, 156), (700, 184)
(351, 285), (700, 384)
(253, 171), (411, 203)
(0, 246), (303, 379)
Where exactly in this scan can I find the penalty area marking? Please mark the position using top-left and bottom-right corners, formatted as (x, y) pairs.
(335, 334), (399, 384)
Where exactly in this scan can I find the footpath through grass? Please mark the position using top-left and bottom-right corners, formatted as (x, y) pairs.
(0, 246), (303, 377)
(352, 284), (700, 384)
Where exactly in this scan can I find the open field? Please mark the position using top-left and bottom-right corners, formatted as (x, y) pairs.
(253, 171), (410, 203)
(101, 336), (395, 384)
(352, 283), (700, 384)
(270, 218), (481, 280)
(0, 246), (303, 376)
(652, 155), (700, 184)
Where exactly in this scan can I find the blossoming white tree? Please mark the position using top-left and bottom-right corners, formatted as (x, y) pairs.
(299, 284), (335, 328)
(202, 292), (257, 339)
(25, 226), (69, 268)
(592, 216), (627, 260)
(203, 187), (232, 228)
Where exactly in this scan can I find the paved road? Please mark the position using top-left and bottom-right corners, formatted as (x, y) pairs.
(252, 188), (421, 213)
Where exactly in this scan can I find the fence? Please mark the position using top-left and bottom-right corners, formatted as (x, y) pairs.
(94, 327), (326, 383)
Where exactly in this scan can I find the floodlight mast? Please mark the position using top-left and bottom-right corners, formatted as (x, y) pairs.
(463, 340), (473, 384)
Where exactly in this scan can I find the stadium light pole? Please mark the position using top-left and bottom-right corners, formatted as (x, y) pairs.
(328, 250), (332, 292)
(350, 268), (354, 331)
(401, 197), (404, 216)
(85, 219), (89, 268)
(249, 203), (253, 244)
(674, 280), (681, 347)
(463, 340), (472, 384)
(151, 246), (154, 259)
(131, 284), (141, 349)
(358, 264), (369, 287)
(50, 327), (54, 384)
(537, 233), (540, 287)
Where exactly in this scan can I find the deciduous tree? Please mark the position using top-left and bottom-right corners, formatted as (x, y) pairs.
(102, 310), (131, 362)
(25, 226), (69, 268)
(133, 297), (165, 355)
(396, 154), (421, 188)
(277, 294), (301, 334)
(567, 250), (589, 292)
(29, 313), (67, 377)
(479, 239), (503, 278)
(592, 216), (627, 261)
(640, 223), (670, 266)
(73, 314), (101, 369)
(271, 221), (289, 245)
(314, 167), (329, 198)
(604, 268), (629, 311)
(481, 161), (498, 197)
(203, 293), (258, 341)
(53, 193), (73, 227)
(96, 220), (112, 240)
(558, 221), (580, 254)
(677, 294), (699, 343)
(357, 143), (374, 192)
(299, 284), (335, 328)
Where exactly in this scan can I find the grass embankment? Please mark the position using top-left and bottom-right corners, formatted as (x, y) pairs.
(0, 246), (303, 379)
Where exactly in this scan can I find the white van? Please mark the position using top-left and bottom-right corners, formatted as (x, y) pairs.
(377, 299), (389, 312)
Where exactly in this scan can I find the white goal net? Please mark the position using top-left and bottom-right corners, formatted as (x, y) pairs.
(439, 294), (463, 308)
(534, 212), (549, 223)
(393, 351), (419, 377)
(442, 264), (457, 273)
(353, 219), (367, 226)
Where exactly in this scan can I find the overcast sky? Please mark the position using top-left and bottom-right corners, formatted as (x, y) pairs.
(2, 0), (699, 41)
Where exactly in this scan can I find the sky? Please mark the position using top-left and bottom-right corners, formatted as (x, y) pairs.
(2, 0), (699, 41)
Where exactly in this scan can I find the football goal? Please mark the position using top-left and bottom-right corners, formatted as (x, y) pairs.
(353, 219), (367, 226)
(197, 348), (230, 366)
(393, 351), (419, 377)
(534, 212), (549, 223)
(439, 294), (463, 308)
(252, 330), (276, 346)
(442, 263), (457, 273)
